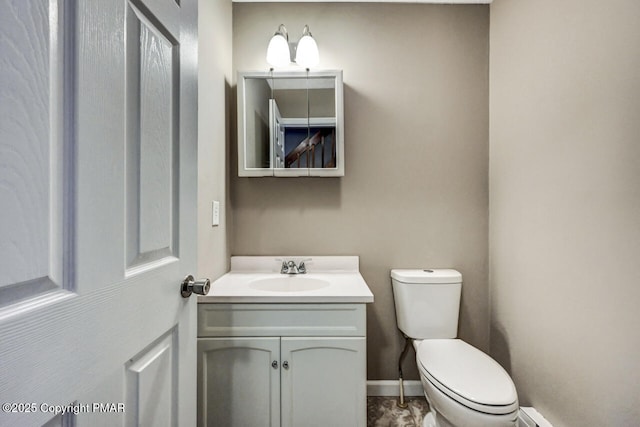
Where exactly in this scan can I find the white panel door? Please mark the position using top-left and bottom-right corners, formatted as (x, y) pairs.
(269, 99), (285, 169)
(0, 0), (199, 426)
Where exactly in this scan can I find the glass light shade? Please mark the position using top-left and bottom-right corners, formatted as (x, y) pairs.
(266, 34), (290, 67)
(295, 34), (319, 68)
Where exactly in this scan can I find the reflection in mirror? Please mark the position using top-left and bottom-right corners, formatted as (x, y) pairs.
(238, 71), (343, 177)
(243, 78), (271, 169)
(274, 77), (336, 170)
(269, 99), (285, 168)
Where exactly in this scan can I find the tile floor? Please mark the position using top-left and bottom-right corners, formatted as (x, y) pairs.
(367, 396), (430, 427)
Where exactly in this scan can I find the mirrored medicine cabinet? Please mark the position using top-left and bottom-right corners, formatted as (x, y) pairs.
(237, 70), (344, 177)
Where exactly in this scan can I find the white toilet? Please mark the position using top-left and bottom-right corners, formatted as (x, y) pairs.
(391, 269), (519, 427)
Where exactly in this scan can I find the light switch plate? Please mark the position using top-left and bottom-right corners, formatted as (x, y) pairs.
(212, 201), (220, 226)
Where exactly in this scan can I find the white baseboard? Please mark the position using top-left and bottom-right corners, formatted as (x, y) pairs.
(518, 407), (553, 427)
(367, 380), (424, 397)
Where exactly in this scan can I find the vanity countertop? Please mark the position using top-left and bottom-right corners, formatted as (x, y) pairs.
(198, 256), (374, 304)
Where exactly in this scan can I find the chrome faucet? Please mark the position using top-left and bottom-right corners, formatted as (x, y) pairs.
(279, 259), (310, 274)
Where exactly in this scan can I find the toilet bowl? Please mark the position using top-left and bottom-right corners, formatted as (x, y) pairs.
(391, 269), (518, 427)
(414, 339), (518, 427)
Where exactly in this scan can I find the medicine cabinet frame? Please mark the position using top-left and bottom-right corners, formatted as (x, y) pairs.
(237, 70), (344, 177)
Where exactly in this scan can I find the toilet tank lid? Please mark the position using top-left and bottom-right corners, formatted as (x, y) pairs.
(391, 269), (461, 284)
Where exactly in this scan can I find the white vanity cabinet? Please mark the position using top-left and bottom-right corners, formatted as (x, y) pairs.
(197, 303), (367, 427)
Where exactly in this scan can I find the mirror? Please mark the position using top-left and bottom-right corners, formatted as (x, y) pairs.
(237, 70), (344, 177)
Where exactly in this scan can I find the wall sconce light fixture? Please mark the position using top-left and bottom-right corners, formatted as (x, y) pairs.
(266, 24), (290, 67)
(266, 24), (320, 69)
(295, 25), (319, 68)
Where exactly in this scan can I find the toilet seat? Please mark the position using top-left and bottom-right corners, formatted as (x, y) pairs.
(416, 339), (518, 416)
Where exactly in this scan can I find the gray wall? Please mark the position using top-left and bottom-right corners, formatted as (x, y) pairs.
(231, 3), (490, 380)
(489, 0), (640, 425)
(198, 0), (232, 281)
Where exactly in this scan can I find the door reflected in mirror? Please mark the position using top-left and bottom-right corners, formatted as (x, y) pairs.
(238, 70), (344, 177)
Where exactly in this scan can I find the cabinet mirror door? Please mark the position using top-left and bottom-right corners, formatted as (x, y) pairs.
(238, 71), (344, 177)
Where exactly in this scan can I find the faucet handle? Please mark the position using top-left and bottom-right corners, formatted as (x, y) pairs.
(297, 258), (312, 274)
(275, 258), (289, 274)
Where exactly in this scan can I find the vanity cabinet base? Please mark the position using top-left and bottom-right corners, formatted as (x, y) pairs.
(197, 304), (367, 427)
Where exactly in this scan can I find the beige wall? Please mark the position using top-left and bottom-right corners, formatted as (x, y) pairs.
(489, 0), (640, 425)
(197, 0), (233, 281)
(232, 3), (490, 380)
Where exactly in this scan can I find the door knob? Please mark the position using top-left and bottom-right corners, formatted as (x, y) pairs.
(181, 275), (210, 298)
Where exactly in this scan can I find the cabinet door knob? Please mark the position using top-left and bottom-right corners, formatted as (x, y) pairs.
(282, 361), (289, 370)
(272, 360), (278, 369)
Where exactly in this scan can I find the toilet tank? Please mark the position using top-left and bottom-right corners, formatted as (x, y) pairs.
(391, 269), (462, 339)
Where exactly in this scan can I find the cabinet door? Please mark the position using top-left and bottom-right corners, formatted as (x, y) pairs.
(198, 338), (280, 427)
(281, 337), (366, 427)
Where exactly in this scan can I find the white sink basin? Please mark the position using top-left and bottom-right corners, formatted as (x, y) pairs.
(249, 277), (330, 292)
